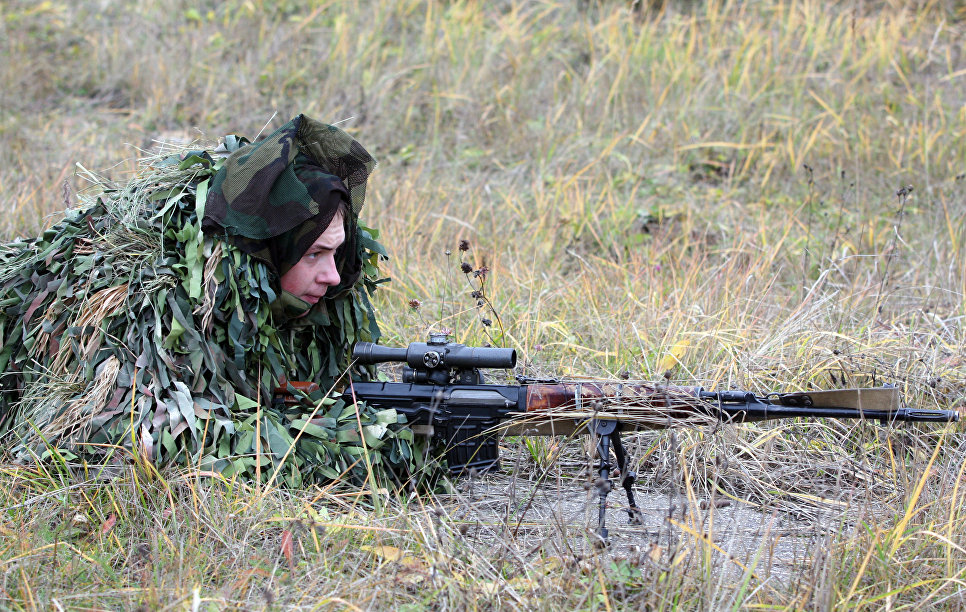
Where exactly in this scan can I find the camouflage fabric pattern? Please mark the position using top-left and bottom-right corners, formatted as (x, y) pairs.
(0, 118), (416, 486)
(295, 116), (375, 216)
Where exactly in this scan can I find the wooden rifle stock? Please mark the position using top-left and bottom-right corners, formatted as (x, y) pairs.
(507, 382), (704, 435)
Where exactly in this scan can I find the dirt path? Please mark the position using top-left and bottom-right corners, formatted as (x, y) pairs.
(448, 469), (854, 587)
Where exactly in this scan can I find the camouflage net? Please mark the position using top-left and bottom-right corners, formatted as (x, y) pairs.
(0, 137), (417, 487)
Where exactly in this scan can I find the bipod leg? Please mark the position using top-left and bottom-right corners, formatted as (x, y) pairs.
(592, 419), (618, 544)
(610, 430), (644, 526)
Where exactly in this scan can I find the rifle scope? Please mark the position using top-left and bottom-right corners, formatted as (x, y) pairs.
(352, 341), (516, 370)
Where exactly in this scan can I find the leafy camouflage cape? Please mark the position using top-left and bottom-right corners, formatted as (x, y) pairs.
(0, 116), (417, 486)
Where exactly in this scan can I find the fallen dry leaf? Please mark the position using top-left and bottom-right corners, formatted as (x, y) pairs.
(100, 514), (117, 537)
(280, 530), (295, 570)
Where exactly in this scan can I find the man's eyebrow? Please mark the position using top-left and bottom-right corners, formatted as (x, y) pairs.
(312, 236), (346, 251)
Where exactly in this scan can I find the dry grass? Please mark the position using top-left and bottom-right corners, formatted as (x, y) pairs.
(2, 0), (966, 608)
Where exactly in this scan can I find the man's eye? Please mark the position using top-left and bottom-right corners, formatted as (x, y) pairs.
(305, 249), (331, 260)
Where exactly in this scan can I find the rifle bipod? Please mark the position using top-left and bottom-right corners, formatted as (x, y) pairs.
(591, 419), (644, 544)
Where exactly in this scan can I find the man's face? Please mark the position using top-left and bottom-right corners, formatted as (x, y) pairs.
(280, 211), (346, 304)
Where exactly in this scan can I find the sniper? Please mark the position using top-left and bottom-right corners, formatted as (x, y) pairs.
(0, 115), (415, 486)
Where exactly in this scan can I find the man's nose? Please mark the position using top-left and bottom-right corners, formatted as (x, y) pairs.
(317, 259), (340, 286)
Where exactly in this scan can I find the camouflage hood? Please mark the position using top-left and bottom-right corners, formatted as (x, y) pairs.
(202, 115), (377, 285)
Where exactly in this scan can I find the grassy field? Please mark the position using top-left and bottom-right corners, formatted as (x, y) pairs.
(2, 0), (966, 608)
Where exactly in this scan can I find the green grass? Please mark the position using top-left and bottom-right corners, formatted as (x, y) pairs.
(2, 0), (966, 608)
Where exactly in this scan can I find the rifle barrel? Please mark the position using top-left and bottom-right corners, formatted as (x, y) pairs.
(716, 403), (959, 423)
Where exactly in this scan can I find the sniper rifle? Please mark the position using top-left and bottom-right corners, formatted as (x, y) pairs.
(276, 333), (959, 541)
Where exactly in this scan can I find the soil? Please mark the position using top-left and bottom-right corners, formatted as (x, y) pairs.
(447, 462), (859, 588)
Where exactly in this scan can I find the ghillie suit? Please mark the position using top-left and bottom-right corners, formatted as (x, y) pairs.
(0, 115), (416, 487)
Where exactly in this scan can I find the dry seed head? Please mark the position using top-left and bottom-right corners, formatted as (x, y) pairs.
(62, 179), (72, 209)
(458, 239), (470, 252)
(261, 587), (275, 605)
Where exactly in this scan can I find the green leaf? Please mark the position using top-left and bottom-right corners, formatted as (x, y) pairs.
(178, 154), (212, 170)
(335, 429), (360, 443)
(163, 314), (186, 349)
(235, 395), (257, 411)
(374, 409), (399, 425)
(362, 424), (387, 448)
(288, 419), (332, 440)
(265, 422), (295, 457)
